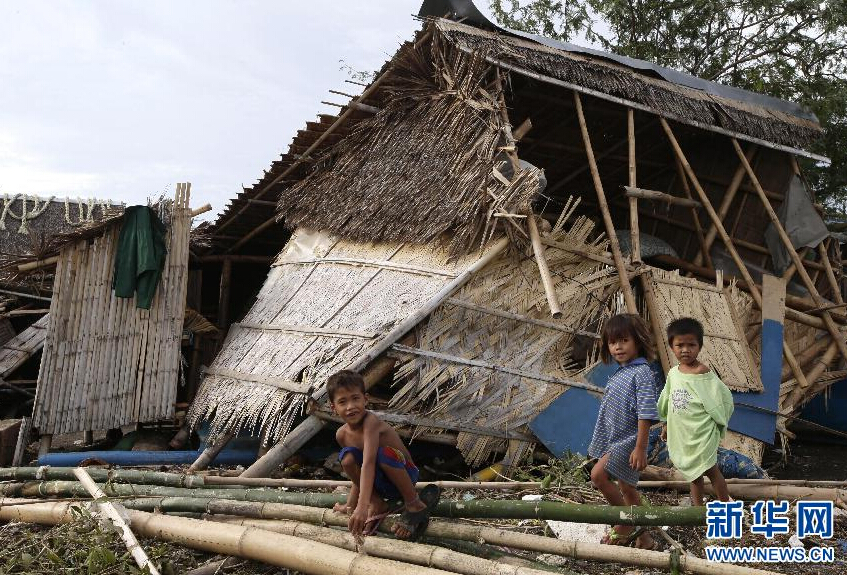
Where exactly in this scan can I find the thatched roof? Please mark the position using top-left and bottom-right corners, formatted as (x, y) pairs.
(435, 19), (821, 151)
(276, 36), (544, 254)
(206, 13), (823, 254)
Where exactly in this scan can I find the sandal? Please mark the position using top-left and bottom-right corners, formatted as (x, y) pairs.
(363, 501), (404, 536)
(601, 526), (645, 546)
(392, 484), (440, 542)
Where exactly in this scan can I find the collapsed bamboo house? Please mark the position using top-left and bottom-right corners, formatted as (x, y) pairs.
(184, 2), (846, 476)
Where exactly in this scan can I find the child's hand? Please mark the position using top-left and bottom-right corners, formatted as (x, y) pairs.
(348, 505), (369, 536)
(660, 424), (667, 442)
(629, 447), (647, 471)
(333, 502), (351, 514)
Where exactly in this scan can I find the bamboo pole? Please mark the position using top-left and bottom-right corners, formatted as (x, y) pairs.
(1, 482), (706, 525)
(623, 187), (701, 208)
(574, 92), (637, 313)
(211, 516), (558, 575)
(527, 213), (562, 318)
(627, 108), (640, 265)
(190, 203), (212, 217)
(637, 480), (846, 504)
(0, 500), (457, 575)
(732, 139), (847, 368)
(0, 467), (540, 491)
(72, 468), (160, 575)
(693, 146), (756, 267)
(242, 236), (511, 478)
(17, 255), (59, 272)
(639, 272), (671, 374)
(659, 119), (809, 389)
(820, 240), (844, 306)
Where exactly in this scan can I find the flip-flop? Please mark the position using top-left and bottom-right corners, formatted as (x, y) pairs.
(601, 526), (645, 546)
(392, 484), (440, 542)
(363, 501), (404, 536)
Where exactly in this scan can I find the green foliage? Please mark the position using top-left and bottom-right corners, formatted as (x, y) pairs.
(488, 1), (594, 42)
(488, 0), (847, 210)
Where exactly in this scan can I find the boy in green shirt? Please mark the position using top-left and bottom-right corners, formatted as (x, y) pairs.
(658, 318), (733, 505)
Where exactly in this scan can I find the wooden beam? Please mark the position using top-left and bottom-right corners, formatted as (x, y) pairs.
(574, 91), (637, 313)
(623, 186), (701, 209)
(659, 118), (808, 389)
(197, 255), (275, 264)
(627, 108), (640, 265)
(820, 240), (844, 306)
(639, 272), (671, 374)
(731, 138), (847, 368)
(225, 215), (281, 254)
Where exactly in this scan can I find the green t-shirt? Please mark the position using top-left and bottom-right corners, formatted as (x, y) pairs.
(657, 366), (734, 482)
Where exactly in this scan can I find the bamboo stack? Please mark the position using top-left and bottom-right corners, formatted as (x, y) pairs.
(32, 185), (193, 436)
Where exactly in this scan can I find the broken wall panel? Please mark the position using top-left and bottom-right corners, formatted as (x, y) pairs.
(32, 190), (192, 435)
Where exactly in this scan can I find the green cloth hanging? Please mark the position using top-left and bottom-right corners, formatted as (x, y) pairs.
(113, 206), (167, 309)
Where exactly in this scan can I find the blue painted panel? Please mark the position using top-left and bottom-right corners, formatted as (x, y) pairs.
(529, 360), (663, 457)
(529, 387), (601, 457)
(727, 318), (781, 444)
(800, 376), (847, 433)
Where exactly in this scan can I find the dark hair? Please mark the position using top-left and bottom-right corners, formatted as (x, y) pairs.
(326, 370), (365, 402)
(600, 313), (655, 364)
(667, 317), (704, 346)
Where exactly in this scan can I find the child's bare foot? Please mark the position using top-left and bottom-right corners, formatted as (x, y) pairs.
(333, 502), (351, 514)
(392, 497), (426, 539)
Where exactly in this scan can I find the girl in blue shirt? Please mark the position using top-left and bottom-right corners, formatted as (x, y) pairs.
(588, 313), (659, 549)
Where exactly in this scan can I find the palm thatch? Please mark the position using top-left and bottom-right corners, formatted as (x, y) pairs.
(276, 31), (543, 255)
(186, 230), (490, 444)
(435, 19), (820, 149)
(389, 201), (619, 465)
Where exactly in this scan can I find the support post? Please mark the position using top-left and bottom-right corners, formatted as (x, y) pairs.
(820, 240), (844, 306)
(731, 139), (847, 367)
(658, 118), (808, 389)
(188, 433), (235, 472)
(574, 92), (637, 313)
(37, 434), (52, 459)
(627, 108), (641, 265)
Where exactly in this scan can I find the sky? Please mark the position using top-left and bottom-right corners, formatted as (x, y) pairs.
(0, 1), (490, 222)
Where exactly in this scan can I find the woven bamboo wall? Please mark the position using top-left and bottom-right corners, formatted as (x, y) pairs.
(32, 186), (192, 434)
(647, 268), (761, 392)
(187, 229), (485, 444)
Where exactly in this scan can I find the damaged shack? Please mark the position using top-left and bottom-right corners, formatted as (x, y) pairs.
(181, 3), (843, 479)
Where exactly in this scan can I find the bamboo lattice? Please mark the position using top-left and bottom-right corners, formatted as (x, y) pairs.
(32, 185), (192, 434)
(646, 268), (761, 392)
